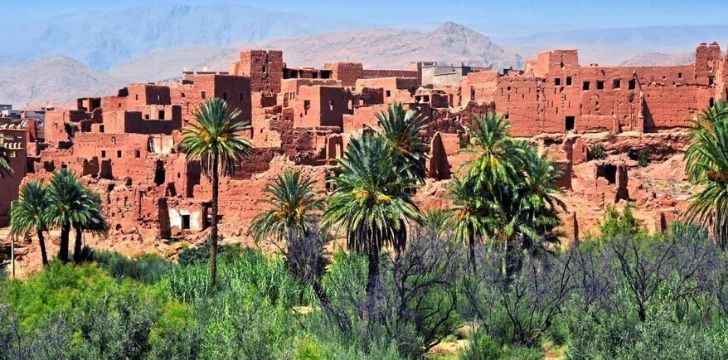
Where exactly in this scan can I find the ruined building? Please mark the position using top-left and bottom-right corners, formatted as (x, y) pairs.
(2, 42), (727, 261)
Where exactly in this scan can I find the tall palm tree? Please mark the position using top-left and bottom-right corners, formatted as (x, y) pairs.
(463, 112), (524, 194)
(516, 146), (566, 255)
(72, 187), (108, 263)
(0, 144), (12, 178)
(685, 100), (728, 247)
(179, 98), (252, 288)
(248, 170), (323, 244)
(371, 102), (429, 182)
(447, 176), (492, 273)
(322, 135), (420, 314)
(46, 169), (93, 263)
(10, 181), (51, 266)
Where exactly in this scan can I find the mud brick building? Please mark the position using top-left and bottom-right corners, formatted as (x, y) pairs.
(3, 42), (727, 249)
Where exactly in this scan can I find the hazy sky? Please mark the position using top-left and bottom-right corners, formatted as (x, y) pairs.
(9, 0), (728, 36)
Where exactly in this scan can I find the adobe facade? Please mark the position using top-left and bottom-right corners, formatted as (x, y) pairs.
(2, 43), (727, 262)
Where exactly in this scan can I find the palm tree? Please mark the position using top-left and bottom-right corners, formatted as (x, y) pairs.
(685, 100), (728, 247)
(515, 146), (566, 255)
(0, 144), (12, 178)
(46, 168), (93, 263)
(371, 102), (429, 182)
(447, 176), (492, 273)
(72, 187), (108, 263)
(248, 170), (323, 244)
(322, 134), (420, 314)
(10, 181), (51, 266)
(463, 112), (524, 194)
(179, 98), (252, 288)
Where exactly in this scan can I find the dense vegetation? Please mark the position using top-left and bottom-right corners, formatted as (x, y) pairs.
(2, 100), (727, 359)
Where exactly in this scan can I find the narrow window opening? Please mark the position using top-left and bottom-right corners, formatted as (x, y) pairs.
(628, 79), (636, 90)
(158, 110), (165, 119)
(612, 79), (621, 89)
(304, 100), (311, 115)
(386, 90), (391, 97)
(135, 150), (141, 158)
(116, 150), (122, 158)
(201, 91), (206, 99)
(99, 125), (105, 133)
(101, 150), (106, 158)
(709, 97), (715, 108)
(582, 81), (590, 90)
(596, 80), (604, 90)
(566, 76), (572, 86)
(554, 78), (561, 86)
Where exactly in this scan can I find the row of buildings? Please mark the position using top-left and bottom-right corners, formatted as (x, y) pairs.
(1, 42), (726, 242)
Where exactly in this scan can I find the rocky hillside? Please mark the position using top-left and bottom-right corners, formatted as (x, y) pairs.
(620, 52), (695, 66)
(110, 22), (524, 83)
(0, 56), (123, 106)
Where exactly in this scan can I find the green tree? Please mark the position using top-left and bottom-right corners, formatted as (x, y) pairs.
(0, 144), (12, 178)
(452, 113), (565, 276)
(371, 102), (429, 182)
(10, 181), (51, 265)
(685, 100), (728, 247)
(72, 187), (109, 263)
(248, 170), (323, 243)
(448, 176), (491, 273)
(46, 169), (95, 263)
(322, 135), (420, 314)
(179, 98), (252, 288)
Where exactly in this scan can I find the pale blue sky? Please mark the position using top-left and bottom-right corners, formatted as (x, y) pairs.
(8, 0), (728, 35)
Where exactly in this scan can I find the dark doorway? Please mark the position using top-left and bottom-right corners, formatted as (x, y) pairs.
(565, 116), (575, 131)
(181, 214), (190, 230)
(154, 160), (166, 185)
(596, 164), (617, 184)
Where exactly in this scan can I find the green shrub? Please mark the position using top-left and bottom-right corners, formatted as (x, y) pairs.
(93, 250), (172, 283)
(588, 143), (607, 160)
(177, 244), (246, 266)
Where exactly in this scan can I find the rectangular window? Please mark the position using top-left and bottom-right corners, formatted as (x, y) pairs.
(201, 91), (206, 99)
(582, 81), (590, 90)
(116, 150), (122, 158)
(612, 79), (621, 89)
(565, 116), (575, 131)
(596, 80), (604, 90)
(554, 78), (561, 86)
(566, 76), (572, 86)
(386, 90), (391, 97)
(135, 150), (141, 158)
(101, 150), (106, 158)
(628, 79), (636, 90)
(158, 110), (165, 119)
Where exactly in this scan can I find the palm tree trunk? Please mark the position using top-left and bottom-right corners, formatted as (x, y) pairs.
(209, 150), (220, 289)
(59, 224), (70, 263)
(37, 229), (48, 266)
(73, 225), (83, 263)
(468, 231), (477, 273)
(365, 246), (380, 320)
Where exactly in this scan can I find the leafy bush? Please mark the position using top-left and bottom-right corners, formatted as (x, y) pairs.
(587, 143), (607, 160)
(92, 250), (172, 283)
(177, 243), (246, 266)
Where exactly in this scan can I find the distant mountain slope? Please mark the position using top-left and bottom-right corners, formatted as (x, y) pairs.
(620, 52), (695, 66)
(110, 22), (524, 83)
(0, 56), (123, 106)
(2, 4), (361, 69)
(500, 24), (728, 65)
